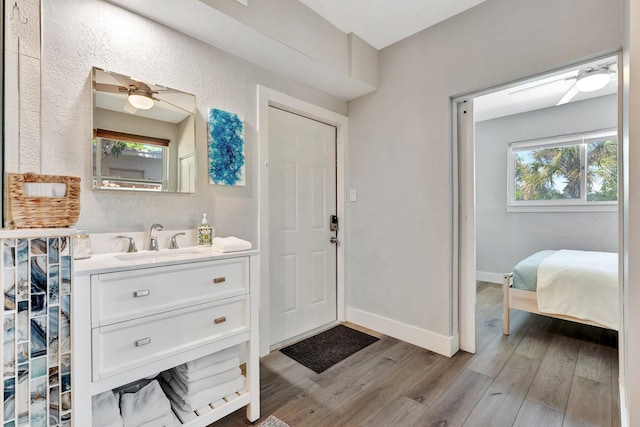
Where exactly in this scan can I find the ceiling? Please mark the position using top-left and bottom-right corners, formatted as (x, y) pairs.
(298, 0), (487, 50)
(297, 2), (617, 119)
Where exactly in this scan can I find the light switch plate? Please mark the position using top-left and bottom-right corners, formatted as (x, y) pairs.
(349, 189), (357, 202)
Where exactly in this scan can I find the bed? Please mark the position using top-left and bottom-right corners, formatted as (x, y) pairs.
(503, 249), (619, 335)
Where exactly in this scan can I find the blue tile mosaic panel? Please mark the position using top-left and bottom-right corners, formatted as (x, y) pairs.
(1, 236), (72, 427)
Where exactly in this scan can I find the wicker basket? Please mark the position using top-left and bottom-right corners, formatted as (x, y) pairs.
(7, 173), (81, 228)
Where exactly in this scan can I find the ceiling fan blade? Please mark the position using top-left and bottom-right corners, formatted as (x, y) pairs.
(94, 82), (125, 94)
(509, 76), (575, 95)
(556, 83), (580, 106)
(153, 97), (192, 114)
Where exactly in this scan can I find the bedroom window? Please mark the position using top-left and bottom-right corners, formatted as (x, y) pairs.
(507, 129), (617, 212)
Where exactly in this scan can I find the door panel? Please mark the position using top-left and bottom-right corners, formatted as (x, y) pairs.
(269, 107), (337, 346)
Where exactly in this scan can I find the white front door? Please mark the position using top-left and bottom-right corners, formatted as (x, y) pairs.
(269, 106), (337, 346)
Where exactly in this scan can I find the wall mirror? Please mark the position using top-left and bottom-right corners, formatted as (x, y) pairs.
(92, 67), (196, 193)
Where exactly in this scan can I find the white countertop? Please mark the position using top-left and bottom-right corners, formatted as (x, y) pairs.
(73, 246), (259, 275)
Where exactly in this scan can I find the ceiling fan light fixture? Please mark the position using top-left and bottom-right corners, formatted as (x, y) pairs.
(128, 92), (154, 110)
(575, 68), (611, 93)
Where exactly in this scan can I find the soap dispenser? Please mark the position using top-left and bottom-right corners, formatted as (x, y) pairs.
(198, 213), (213, 246)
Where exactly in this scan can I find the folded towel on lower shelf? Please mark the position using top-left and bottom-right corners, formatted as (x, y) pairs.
(174, 345), (241, 373)
(120, 380), (172, 427)
(137, 412), (175, 427)
(161, 373), (245, 413)
(92, 390), (124, 427)
(211, 236), (252, 253)
(171, 367), (242, 395)
(173, 356), (240, 383)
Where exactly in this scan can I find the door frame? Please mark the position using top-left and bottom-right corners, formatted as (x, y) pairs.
(452, 99), (476, 353)
(257, 85), (348, 356)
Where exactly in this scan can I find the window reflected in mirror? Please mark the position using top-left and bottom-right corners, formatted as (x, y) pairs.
(91, 67), (196, 193)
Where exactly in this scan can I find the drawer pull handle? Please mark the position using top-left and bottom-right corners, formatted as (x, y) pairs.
(135, 337), (151, 347)
(134, 290), (150, 297)
(213, 277), (226, 284)
(214, 316), (227, 324)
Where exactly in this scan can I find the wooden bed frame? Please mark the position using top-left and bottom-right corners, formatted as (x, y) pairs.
(502, 272), (610, 335)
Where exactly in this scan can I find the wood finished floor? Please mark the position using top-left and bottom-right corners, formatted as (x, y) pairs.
(211, 282), (620, 427)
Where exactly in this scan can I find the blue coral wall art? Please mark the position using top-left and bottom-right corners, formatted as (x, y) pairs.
(208, 108), (246, 186)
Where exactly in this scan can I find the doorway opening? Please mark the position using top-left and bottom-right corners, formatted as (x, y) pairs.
(454, 53), (622, 422)
(455, 53), (620, 352)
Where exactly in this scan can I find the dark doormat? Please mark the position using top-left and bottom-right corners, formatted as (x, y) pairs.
(279, 324), (379, 374)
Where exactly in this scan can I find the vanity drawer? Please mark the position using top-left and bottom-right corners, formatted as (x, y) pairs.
(91, 295), (248, 381)
(91, 257), (247, 327)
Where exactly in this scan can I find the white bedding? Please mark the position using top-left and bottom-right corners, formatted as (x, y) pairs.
(536, 249), (618, 330)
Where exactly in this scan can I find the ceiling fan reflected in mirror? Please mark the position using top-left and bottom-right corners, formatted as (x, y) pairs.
(93, 77), (190, 114)
(126, 83), (155, 110)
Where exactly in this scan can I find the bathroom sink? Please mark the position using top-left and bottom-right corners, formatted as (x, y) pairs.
(114, 248), (205, 262)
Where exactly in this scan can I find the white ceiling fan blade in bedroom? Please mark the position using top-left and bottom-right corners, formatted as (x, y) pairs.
(556, 83), (580, 106)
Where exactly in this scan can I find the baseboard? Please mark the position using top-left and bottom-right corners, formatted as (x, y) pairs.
(346, 307), (458, 357)
(476, 271), (503, 284)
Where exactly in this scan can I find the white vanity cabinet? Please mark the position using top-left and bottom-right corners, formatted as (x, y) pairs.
(73, 251), (260, 426)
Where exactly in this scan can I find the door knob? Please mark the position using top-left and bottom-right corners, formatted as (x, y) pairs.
(330, 236), (340, 245)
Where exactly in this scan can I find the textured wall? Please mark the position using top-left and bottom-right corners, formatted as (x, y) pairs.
(347, 0), (624, 336)
(39, 0), (346, 239)
(476, 95), (619, 276)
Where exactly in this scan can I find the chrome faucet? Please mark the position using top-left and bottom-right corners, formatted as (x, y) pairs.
(169, 232), (186, 249)
(148, 223), (164, 251)
(116, 235), (138, 253)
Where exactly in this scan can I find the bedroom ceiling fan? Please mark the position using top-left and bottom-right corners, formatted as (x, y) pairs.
(556, 65), (614, 105)
(509, 62), (617, 106)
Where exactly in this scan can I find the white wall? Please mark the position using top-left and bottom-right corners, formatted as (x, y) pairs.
(346, 0), (623, 344)
(476, 95), (618, 277)
(39, 0), (346, 238)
